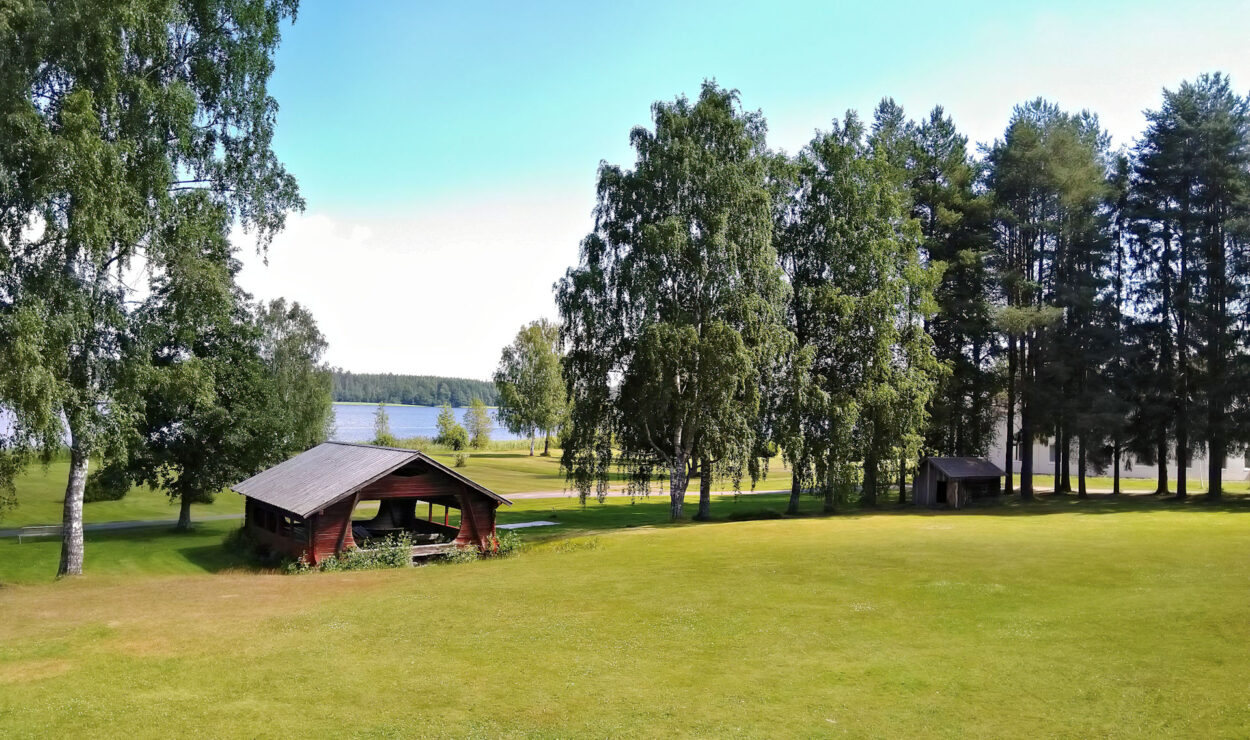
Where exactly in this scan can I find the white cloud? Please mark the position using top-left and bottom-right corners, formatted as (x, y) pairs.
(239, 5), (1250, 381)
(235, 190), (594, 378)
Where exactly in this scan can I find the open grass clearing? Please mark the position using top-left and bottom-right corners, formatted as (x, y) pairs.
(0, 491), (822, 584)
(0, 459), (243, 528)
(0, 448), (794, 528)
(0, 500), (1248, 736)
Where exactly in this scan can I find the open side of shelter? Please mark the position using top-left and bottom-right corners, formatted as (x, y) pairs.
(232, 442), (511, 564)
(914, 457), (1004, 509)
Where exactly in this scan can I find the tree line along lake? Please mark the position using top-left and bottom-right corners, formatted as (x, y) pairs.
(331, 403), (522, 443)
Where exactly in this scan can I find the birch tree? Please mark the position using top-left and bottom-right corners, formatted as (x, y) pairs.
(557, 82), (790, 519)
(494, 319), (565, 456)
(0, 1), (302, 575)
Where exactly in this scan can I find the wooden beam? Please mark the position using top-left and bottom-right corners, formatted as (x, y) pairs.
(336, 493), (360, 555)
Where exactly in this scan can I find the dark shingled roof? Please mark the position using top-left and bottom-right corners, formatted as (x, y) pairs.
(231, 441), (511, 518)
(922, 456), (1005, 480)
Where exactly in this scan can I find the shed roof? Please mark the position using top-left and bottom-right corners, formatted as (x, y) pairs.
(922, 456), (1005, 480)
(232, 441), (511, 518)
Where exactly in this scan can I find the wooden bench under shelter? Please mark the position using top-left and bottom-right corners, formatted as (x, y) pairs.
(231, 442), (512, 564)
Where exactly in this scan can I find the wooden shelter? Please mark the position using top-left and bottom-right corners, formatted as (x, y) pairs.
(913, 457), (1004, 509)
(232, 442), (512, 564)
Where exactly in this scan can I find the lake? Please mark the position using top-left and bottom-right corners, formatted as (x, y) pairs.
(1, 403), (521, 445)
(331, 403), (521, 443)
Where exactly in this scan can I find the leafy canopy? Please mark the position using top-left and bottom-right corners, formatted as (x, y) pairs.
(557, 81), (790, 513)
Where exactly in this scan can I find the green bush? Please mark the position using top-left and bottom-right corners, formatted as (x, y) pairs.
(435, 403), (470, 450)
(441, 424), (469, 451)
(372, 404), (399, 447)
(453, 451), (469, 467)
(494, 529), (523, 557)
(440, 543), (481, 564)
(83, 463), (131, 502)
(286, 533), (413, 573)
(440, 530), (523, 564)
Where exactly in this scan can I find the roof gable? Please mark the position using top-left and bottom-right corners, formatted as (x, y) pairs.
(923, 456), (1005, 479)
(232, 442), (510, 517)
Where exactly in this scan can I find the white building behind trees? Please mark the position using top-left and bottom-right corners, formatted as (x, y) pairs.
(985, 419), (1249, 484)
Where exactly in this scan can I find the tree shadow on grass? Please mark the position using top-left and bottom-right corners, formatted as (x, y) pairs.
(881, 491), (1250, 517)
(687, 489), (1250, 521)
(78, 522), (263, 574)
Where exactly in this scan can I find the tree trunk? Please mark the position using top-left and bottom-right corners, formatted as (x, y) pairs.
(1175, 423), (1188, 500)
(177, 494), (194, 531)
(822, 479), (835, 513)
(1020, 356), (1034, 501)
(1020, 335), (1035, 500)
(787, 474), (801, 515)
(58, 434), (89, 578)
(1112, 443), (1121, 496)
(1155, 436), (1169, 495)
(1004, 336), (1016, 496)
(1058, 426), (1072, 493)
(897, 450), (906, 505)
(695, 456), (712, 521)
(542, 432), (550, 457)
(528, 428), (535, 456)
(668, 457), (688, 520)
(862, 449), (877, 508)
(1207, 439), (1223, 501)
(1077, 436), (1087, 499)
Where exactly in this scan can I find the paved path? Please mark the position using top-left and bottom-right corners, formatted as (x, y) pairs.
(0, 513), (244, 539)
(504, 488), (788, 500)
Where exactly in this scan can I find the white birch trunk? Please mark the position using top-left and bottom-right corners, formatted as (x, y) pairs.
(58, 435), (88, 577)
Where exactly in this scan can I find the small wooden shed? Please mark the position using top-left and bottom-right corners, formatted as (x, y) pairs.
(231, 442), (512, 564)
(913, 457), (1004, 509)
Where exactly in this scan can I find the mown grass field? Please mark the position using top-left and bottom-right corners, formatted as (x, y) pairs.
(0, 460), (244, 527)
(1, 497), (1248, 737)
(0, 491), (817, 585)
(10, 442), (1240, 531)
(0, 447), (794, 528)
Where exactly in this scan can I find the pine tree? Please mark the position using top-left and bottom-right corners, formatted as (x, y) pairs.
(873, 104), (998, 459)
(987, 101), (1114, 499)
(1130, 74), (1250, 499)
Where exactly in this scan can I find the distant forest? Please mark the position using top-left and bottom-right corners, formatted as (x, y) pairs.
(332, 372), (498, 406)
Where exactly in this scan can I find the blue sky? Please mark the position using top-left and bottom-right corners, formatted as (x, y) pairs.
(237, 0), (1250, 378)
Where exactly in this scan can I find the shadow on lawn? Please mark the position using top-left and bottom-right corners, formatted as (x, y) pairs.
(845, 491), (1250, 518)
(72, 522), (264, 574)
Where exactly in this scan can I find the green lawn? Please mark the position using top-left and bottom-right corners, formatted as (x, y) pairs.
(0, 459), (243, 528)
(425, 447), (793, 495)
(0, 496), (1247, 736)
(0, 491), (818, 584)
(1027, 472), (1250, 494)
(0, 448), (793, 528)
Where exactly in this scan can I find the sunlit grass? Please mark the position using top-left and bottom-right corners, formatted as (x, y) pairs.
(0, 498), (1247, 736)
(0, 459), (243, 528)
(1, 449), (793, 529)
